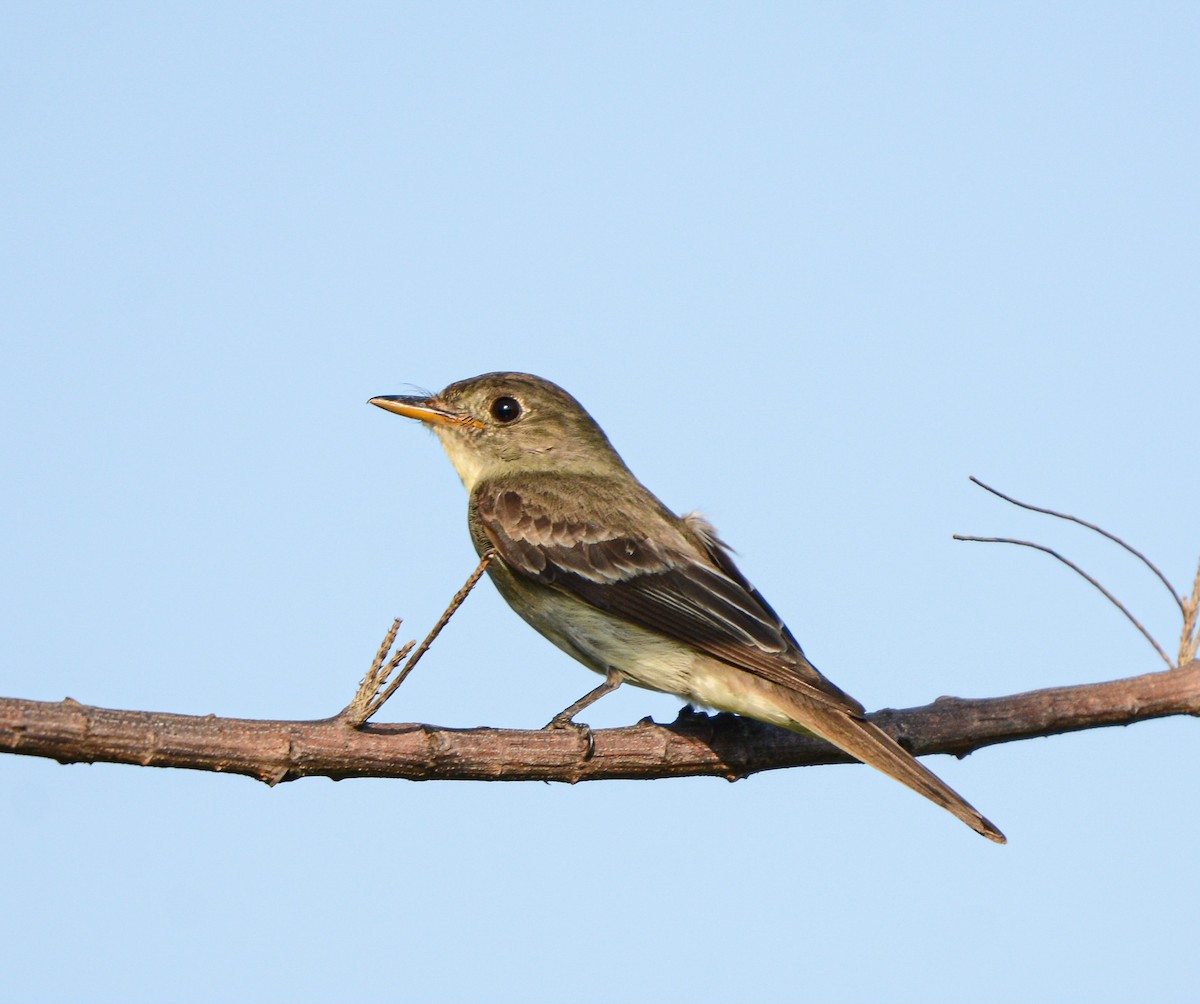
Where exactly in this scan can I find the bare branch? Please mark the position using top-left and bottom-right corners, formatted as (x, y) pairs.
(3, 480), (1192, 819)
(969, 476), (1186, 618)
(3, 662), (1198, 785)
(954, 535), (1175, 669)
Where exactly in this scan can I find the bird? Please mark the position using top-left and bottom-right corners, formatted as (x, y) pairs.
(370, 371), (1005, 843)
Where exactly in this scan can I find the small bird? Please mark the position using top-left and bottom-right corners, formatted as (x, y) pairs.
(371, 372), (1005, 843)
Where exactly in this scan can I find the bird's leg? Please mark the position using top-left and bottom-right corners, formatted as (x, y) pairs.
(546, 668), (625, 727)
(544, 669), (624, 758)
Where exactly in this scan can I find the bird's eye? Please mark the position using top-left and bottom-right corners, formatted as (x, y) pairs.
(490, 396), (522, 423)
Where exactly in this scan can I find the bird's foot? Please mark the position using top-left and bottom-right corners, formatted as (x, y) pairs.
(543, 714), (596, 760)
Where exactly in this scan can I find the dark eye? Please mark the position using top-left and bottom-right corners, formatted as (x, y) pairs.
(490, 396), (522, 423)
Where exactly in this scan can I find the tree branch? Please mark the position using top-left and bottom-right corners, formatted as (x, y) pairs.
(4, 483), (1195, 794)
(3, 660), (1197, 785)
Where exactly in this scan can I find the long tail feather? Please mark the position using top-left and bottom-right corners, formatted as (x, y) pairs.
(785, 694), (1006, 844)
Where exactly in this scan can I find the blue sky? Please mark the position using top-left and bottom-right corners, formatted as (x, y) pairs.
(3, 4), (1197, 1002)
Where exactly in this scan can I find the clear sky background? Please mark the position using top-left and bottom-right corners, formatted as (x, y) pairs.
(3, 4), (1197, 1002)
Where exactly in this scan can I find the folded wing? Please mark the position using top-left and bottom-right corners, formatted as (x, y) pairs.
(474, 479), (863, 714)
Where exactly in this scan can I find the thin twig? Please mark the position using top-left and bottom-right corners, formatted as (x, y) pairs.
(969, 476), (1185, 618)
(954, 535), (1175, 669)
(370, 619), (404, 681)
(360, 550), (495, 724)
(1181, 558), (1200, 666)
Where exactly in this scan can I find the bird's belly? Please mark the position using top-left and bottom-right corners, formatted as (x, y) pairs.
(500, 577), (797, 729)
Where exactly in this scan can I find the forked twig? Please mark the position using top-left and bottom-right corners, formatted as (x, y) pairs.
(959, 478), (1200, 671)
(1181, 558), (1200, 666)
(968, 476), (1185, 618)
(953, 534), (1175, 669)
(341, 551), (494, 727)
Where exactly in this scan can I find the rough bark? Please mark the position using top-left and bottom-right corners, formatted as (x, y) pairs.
(2, 660), (1197, 785)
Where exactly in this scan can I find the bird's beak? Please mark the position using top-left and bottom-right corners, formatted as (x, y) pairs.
(369, 394), (484, 430)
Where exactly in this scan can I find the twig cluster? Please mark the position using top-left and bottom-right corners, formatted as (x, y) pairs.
(340, 551), (494, 727)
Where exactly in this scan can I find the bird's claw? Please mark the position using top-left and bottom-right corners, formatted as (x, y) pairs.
(543, 715), (596, 759)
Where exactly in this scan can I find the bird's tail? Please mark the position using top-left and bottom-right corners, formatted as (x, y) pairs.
(785, 694), (1006, 844)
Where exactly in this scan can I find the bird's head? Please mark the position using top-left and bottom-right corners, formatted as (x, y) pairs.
(370, 372), (627, 490)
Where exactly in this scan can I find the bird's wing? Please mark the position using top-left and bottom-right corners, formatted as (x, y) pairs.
(474, 479), (863, 713)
